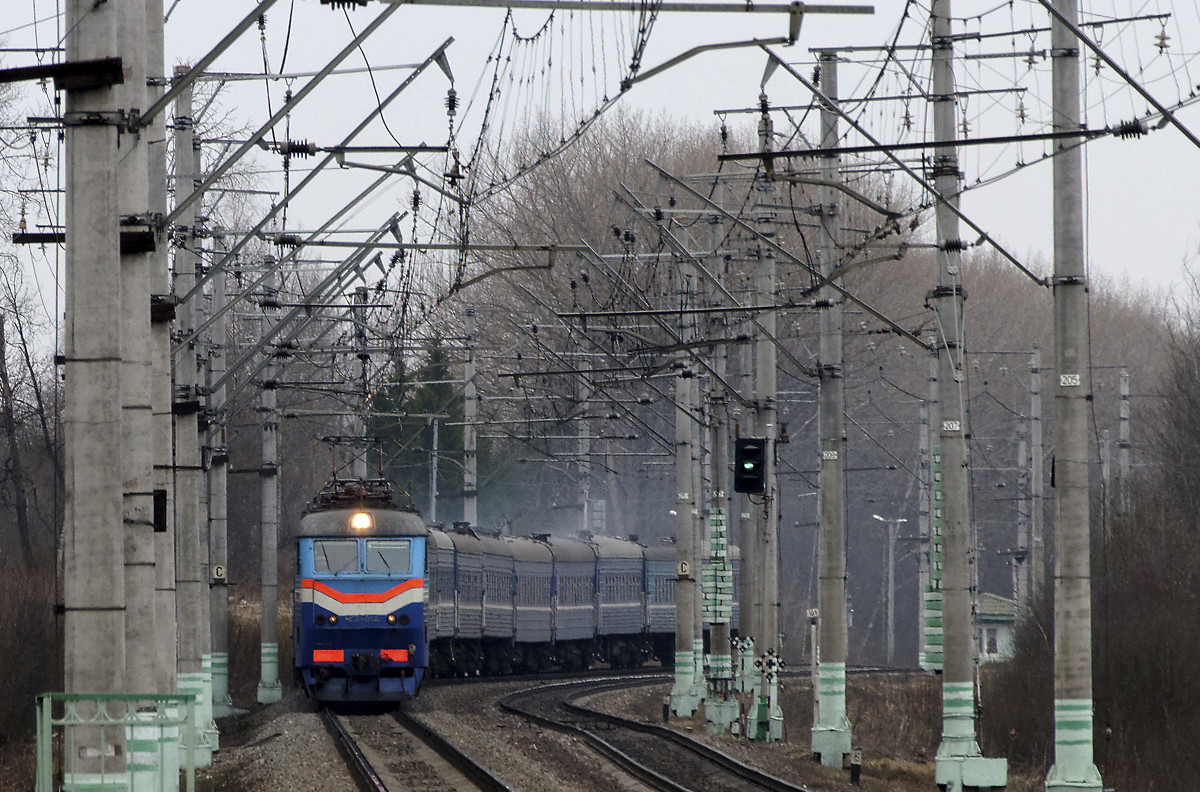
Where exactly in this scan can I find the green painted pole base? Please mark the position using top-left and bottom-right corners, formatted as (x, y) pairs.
(1046, 698), (1102, 791)
(704, 696), (740, 735)
(935, 681), (1006, 790)
(62, 772), (129, 792)
(812, 661), (850, 764)
(177, 673), (213, 769)
(257, 642), (283, 704)
(934, 755), (1008, 792)
(210, 652), (235, 718)
(767, 702), (784, 742)
(200, 655), (219, 752)
(811, 721), (851, 766)
(670, 649), (702, 716)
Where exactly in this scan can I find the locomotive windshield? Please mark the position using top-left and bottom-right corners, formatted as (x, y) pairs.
(366, 539), (412, 573)
(314, 539), (359, 574)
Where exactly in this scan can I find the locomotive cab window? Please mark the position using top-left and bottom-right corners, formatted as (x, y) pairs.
(313, 539), (359, 574)
(366, 540), (411, 573)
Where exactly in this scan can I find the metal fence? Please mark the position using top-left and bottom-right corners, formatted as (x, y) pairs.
(36, 693), (197, 792)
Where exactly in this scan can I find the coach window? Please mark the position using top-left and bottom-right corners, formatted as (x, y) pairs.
(314, 539), (359, 574)
(366, 540), (411, 573)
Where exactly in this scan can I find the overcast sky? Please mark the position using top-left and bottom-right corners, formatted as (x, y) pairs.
(5, 1), (1200, 315)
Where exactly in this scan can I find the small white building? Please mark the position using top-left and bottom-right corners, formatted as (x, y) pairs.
(976, 592), (1017, 663)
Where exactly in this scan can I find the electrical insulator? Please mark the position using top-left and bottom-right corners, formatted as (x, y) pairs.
(1113, 119), (1146, 140)
(445, 152), (463, 184)
(278, 140), (317, 158)
(1155, 29), (1170, 54)
(445, 88), (458, 117)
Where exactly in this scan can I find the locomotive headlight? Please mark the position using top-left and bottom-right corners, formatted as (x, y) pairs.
(350, 511), (373, 531)
(327, 614), (338, 625)
(386, 614), (397, 625)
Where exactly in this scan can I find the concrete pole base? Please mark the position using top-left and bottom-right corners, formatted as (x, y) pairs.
(257, 642), (283, 704)
(256, 680), (283, 705)
(1046, 757), (1102, 792)
(1045, 768), (1103, 792)
(1045, 699), (1102, 791)
(767, 703), (784, 742)
(210, 652), (235, 718)
(811, 721), (851, 766)
(934, 754), (1008, 792)
(670, 649), (702, 716)
(704, 696), (740, 734)
(177, 673), (214, 769)
(63, 773), (128, 792)
(200, 656), (219, 751)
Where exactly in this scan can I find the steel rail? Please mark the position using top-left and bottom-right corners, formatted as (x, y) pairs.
(393, 708), (514, 792)
(321, 708), (390, 792)
(499, 677), (815, 792)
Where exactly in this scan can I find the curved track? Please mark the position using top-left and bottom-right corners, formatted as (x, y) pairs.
(499, 678), (813, 792)
(322, 705), (513, 792)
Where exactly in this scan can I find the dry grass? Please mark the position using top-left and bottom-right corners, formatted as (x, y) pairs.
(0, 562), (56, 792)
(226, 592), (295, 707)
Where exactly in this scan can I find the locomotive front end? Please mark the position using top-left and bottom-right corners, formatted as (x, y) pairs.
(293, 479), (429, 702)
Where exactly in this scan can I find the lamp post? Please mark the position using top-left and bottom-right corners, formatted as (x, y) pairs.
(872, 514), (907, 666)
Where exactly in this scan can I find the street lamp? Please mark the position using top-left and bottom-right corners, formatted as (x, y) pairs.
(872, 514), (908, 666)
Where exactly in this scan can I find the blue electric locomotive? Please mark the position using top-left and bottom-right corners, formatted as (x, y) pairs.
(292, 479), (429, 701)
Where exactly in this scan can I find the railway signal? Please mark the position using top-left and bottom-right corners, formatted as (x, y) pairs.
(733, 437), (767, 494)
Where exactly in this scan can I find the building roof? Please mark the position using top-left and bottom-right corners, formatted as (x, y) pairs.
(977, 592), (1017, 622)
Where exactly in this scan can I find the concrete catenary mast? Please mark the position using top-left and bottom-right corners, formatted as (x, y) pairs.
(463, 309), (479, 525)
(751, 96), (782, 742)
(1047, 0), (1103, 788)
(62, 0), (125, 780)
(257, 263), (284, 704)
(928, 2), (1006, 788)
(811, 49), (852, 768)
(670, 360), (702, 715)
(207, 249), (233, 717)
(172, 69), (216, 767)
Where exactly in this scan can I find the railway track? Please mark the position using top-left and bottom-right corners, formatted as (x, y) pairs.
(321, 705), (513, 792)
(499, 678), (814, 792)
